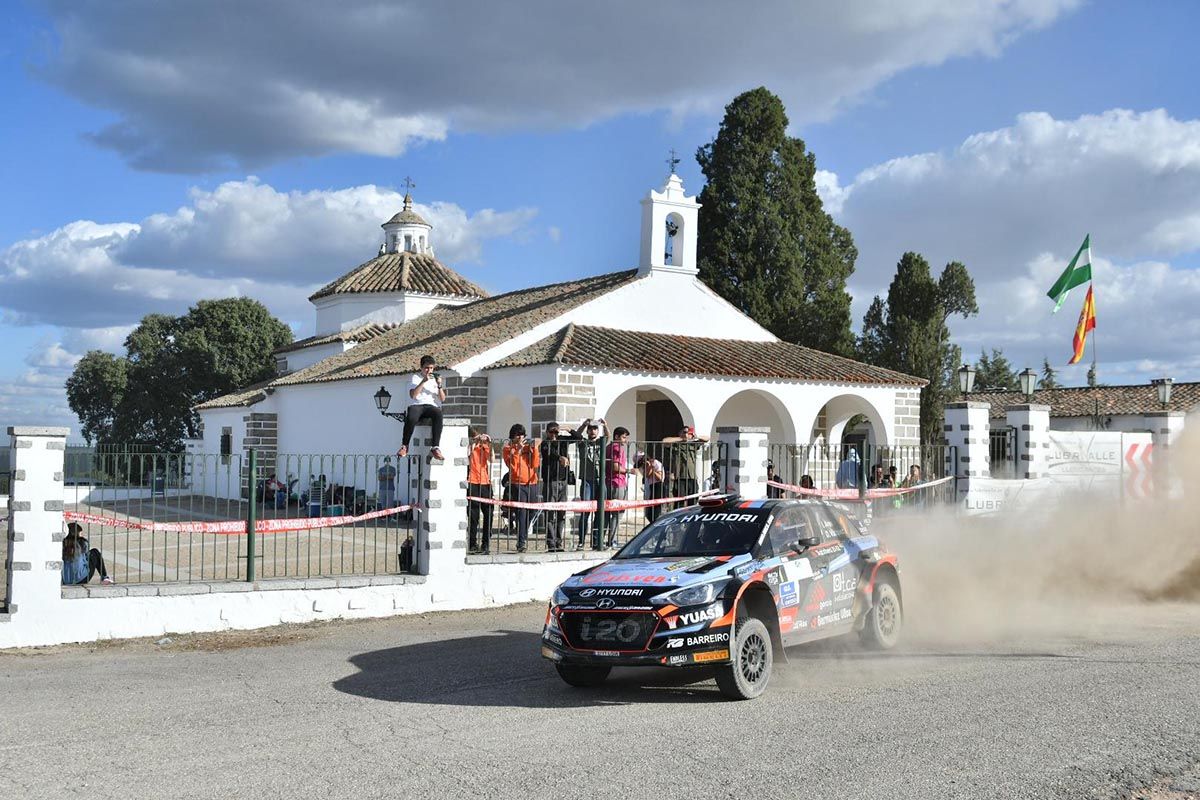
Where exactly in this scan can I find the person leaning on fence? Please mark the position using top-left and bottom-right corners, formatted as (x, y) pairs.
(539, 421), (579, 552)
(603, 426), (634, 548)
(397, 354), (446, 461)
(61, 522), (113, 585)
(896, 464), (925, 509)
(800, 474), (816, 491)
(502, 424), (541, 553)
(467, 431), (493, 554)
(637, 452), (666, 523)
(766, 460), (782, 499)
(662, 425), (708, 508)
(576, 418), (606, 550)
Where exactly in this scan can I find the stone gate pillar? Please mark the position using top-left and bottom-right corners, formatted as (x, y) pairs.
(1006, 404), (1050, 480)
(5, 427), (68, 619)
(716, 426), (770, 499)
(417, 418), (470, 587)
(942, 402), (990, 499)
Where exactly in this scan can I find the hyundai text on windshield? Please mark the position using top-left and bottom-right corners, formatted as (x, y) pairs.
(541, 495), (903, 700)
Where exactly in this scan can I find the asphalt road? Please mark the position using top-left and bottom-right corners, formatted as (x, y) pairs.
(1, 601), (1198, 800)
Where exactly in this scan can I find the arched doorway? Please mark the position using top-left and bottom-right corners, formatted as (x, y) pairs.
(710, 389), (795, 445)
(599, 385), (693, 443)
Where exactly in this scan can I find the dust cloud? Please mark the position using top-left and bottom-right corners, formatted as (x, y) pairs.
(873, 425), (1200, 646)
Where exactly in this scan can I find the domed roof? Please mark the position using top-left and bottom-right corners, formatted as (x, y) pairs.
(308, 250), (487, 302)
(382, 193), (430, 228)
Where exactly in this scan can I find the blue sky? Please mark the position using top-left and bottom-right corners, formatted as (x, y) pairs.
(3, 0), (1200, 436)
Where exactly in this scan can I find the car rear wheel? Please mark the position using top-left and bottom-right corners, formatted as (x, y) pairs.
(715, 617), (772, 700)
(555, 663), (611, 688)
(860, 579), (902, 650)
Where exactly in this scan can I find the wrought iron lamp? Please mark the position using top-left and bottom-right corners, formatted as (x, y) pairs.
(1151, 377), (1173, 409)
(957, 363), (976, 394)
(1018, 367), (1037, 400)
(373, 386), (406, 422)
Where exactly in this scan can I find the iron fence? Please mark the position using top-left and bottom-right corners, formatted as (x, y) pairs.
(767, 442), (958, 509)
(61, 449), (423, 584)
(468, 437), (725, 555)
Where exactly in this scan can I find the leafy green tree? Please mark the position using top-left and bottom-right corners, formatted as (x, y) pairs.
(65, 298), (291, 450)
(975, 348), (1019, 391)
(65, 351), (129, 444)
(858, 254), (978, 444)
(697, 87), (856, 356)
(1039, 357), (1060, 390)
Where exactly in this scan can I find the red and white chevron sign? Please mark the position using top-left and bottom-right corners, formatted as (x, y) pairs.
(1124, 442), (1154, 499)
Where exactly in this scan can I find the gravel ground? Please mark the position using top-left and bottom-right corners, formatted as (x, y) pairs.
(1, 600), (1197, 800)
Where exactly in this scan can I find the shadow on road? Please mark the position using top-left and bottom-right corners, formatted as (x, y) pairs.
(332, 630), (729, 707)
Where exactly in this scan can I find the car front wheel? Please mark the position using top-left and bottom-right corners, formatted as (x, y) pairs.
(715, 617), (773, 700)
(555, 663), (611, 688)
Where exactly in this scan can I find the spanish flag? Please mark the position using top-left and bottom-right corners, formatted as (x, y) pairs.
(1068, 285), (1096, 365)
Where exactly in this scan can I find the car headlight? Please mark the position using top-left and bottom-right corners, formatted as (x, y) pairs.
(551, 586), (570, 607)
(654, 581), (726, 607)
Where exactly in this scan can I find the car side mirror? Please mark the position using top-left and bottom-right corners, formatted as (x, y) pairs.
(792, 536), (819, 553)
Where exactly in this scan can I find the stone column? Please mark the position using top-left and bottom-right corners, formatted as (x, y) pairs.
(5, 427), (68, 618)
(417, 418), (470, 588)
(1006, 404), (1051, 480)
(716, 426), (770, 499)
(1143, 411), (1186, 500)
(942, 402), (991, 499)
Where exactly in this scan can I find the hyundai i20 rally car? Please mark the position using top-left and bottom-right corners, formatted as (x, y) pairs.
(541, 494), (902, 700)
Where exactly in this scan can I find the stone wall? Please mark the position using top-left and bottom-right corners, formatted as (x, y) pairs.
(530, 372), (597, 437)
(443, 375), (488, 433)
(894, 388), (922, 445)
(240, 412), (278, 497)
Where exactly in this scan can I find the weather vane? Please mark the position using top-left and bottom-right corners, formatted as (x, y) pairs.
(666, 149), (680, 175)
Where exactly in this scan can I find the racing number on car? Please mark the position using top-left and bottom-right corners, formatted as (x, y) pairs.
(579, 616), (643, 644)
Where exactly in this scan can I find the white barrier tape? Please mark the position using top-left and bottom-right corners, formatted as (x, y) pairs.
(64, 505), (416, 535)
(767, 475), (954, 501)
(469, 488), (720, 512)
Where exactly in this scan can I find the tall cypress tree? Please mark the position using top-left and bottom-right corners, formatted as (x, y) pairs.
(696, 87), (856, 356)
(858, 253), (978, 444)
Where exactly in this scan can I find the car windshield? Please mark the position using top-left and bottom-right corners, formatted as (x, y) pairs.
(613, 508), (768, 559)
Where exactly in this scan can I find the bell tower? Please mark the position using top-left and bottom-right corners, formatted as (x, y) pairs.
(638, 155), (700, 277)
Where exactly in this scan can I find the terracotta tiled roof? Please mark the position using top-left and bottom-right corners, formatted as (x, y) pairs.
(489, 323), (926, 386)
(193, 378), (275, 410)
(270, 270), (641, 387)
(964, 382), (1200, 419)
(274, 322), (400, 355)
(308, 251), (488, 302)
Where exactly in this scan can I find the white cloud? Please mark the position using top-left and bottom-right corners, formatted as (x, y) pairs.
(0, 179), (534, 433)
(34, 0), (1080, 170)
(0, 178), (536, 328)
(821, 109), (1200, 384)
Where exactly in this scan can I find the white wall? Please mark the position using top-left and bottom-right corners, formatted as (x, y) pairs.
(453, 271), (775, 377)
(313, 292), (472, 335)
(485, 364), (557, 438)
(282, 341), (347, 374)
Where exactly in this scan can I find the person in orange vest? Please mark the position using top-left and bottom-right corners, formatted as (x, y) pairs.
(467, 431), (493, 554)
(502, 424), (541, 552)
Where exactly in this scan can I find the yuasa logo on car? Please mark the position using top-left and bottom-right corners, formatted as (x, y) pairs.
(677, 605), (720, 626)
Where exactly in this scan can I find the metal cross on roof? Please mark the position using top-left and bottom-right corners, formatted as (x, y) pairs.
(665, 149), (680, 175)
(403, 176), (416, 193)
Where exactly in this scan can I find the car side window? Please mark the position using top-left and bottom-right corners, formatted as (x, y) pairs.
(810, 507), (843, 543)
(768, 508), (810, 555)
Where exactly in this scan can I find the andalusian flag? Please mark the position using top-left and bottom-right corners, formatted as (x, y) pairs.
(1068, 285), (1096, 365)
(1047, 235), (1093, 312)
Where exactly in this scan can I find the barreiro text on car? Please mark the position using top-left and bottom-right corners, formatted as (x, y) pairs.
(541, 494), (902, 699)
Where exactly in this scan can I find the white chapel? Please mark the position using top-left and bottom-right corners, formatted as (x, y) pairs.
(193, 174), (924, 464)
